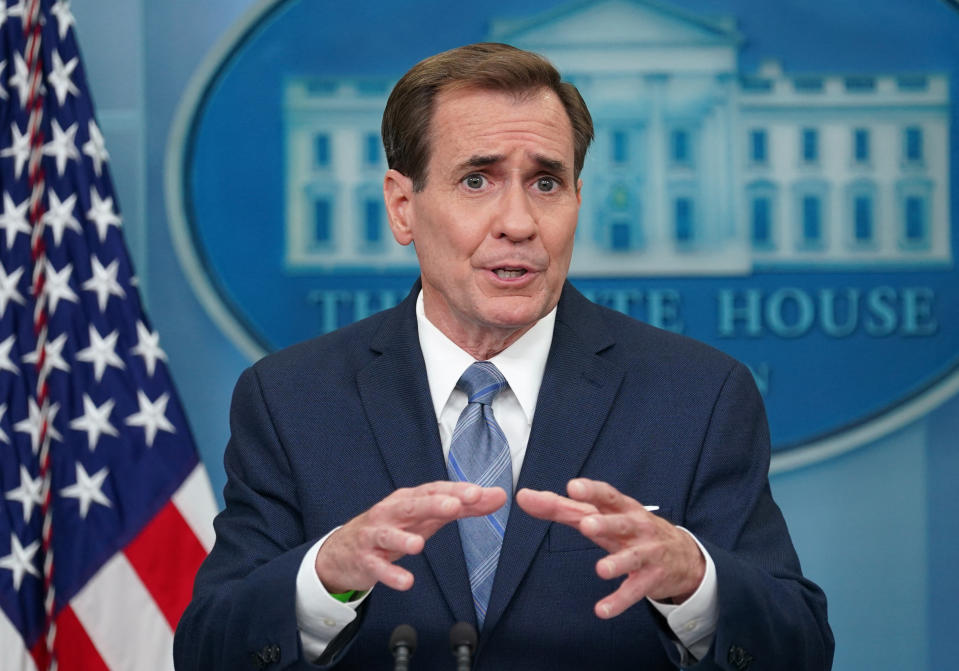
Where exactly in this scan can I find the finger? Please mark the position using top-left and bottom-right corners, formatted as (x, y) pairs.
(414, 481), (485, 504)
(457, 485), (508, 518)
(595, 543), (650, 581)
(515, 488), (599, 525)
(379, 493), (465, 526)
(595, 573), (657, 619)
(361, 552), (416, 592)
(364, 525), (425, 556)
(567, 478), (643, 514)
(579, 512), (648, 549)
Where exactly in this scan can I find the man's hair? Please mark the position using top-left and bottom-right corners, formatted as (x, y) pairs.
(382, 42), (594, 191)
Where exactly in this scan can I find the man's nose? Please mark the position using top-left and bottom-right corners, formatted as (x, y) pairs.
(492, 181), (537, 241)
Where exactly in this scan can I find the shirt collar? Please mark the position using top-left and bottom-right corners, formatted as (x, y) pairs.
(416, 290), (556, 425)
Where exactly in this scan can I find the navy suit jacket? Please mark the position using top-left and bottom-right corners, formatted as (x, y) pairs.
(174, 282), (832, 670)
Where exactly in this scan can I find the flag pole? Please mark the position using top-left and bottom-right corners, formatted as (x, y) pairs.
(23, 0), (56, 668)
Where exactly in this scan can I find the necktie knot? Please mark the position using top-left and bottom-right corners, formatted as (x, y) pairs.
(456, 361), (507, 406)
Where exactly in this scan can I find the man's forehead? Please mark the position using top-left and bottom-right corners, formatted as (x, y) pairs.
(429, 86), (575, 167)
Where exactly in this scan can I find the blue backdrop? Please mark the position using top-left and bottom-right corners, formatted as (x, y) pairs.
(73, 1), (959, 668)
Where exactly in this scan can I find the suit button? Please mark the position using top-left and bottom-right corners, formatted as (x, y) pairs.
(252, 644), (281, 668)
(727, 644), (754, 670)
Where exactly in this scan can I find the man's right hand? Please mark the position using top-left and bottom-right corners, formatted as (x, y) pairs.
(315, 481), (507, 594)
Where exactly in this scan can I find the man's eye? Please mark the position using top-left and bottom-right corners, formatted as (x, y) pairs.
(463, 174), (487, 190)
(536, 176), (558, 192)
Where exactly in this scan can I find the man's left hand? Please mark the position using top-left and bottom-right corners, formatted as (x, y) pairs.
(515, 478), (705, 619)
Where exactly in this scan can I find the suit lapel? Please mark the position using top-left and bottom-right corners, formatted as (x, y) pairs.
(482, 285), (625, 638)
(356, 286), (476, 625)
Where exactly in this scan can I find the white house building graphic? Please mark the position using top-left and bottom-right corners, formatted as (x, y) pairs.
(282, 0), (951, 275)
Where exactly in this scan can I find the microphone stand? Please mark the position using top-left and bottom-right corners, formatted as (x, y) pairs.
(389, 624), (417, 671)
(449, 621), (477, 671)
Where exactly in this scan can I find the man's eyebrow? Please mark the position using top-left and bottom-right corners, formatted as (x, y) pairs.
(531, 154), (568, 175)
(456, 154), (504, 172)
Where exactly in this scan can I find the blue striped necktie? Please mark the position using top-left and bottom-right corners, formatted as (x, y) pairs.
(447, 361), (513, 628)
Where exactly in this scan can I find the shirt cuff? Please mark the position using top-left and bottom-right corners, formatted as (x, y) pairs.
(295, 527), (372, 660)
(647, 527), (718, 664)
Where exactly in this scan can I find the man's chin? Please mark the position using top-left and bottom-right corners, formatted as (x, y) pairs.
(476, 298), (554, 332)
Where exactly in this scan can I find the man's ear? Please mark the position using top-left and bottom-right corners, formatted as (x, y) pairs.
(384, 169), (415, 246)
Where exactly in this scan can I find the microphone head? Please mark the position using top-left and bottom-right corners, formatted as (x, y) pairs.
(390, 624), (417, 655)
(449, 621), (478, 652)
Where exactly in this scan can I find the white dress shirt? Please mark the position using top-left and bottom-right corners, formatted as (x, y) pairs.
(295, 292), (718, 663)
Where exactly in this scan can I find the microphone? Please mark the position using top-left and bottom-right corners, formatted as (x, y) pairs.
(449, 621), (477, 671)
(389, 624), (417, 671)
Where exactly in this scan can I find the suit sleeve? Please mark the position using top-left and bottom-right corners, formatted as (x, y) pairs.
(173, 366), (362, 670)
(662, 361), (834, 670)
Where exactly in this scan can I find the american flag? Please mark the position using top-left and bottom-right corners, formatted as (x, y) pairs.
(0, 1), (217, 669)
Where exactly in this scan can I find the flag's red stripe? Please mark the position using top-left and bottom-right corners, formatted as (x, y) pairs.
(28, 606), (109, 671)
(124, 501), (207, 629)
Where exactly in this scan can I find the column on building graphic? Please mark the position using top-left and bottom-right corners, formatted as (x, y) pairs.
(283, 78), (416, 270)
(739, 61), (951, 269)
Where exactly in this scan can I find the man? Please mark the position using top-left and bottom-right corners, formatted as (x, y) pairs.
(174, 43), (833, 670)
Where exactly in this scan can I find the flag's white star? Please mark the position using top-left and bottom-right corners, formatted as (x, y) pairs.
(44, 261), (79, 314)
(22, 332), (71, 377)
(0, 533), (40, 591)
(132, 321), (167, 377)
(42, 190), (81, 246)
(5, 465), (42, 522)
(60, 463), (112, 519)
(82, 256), (125, 312)
(82, 120), (109, 177)
(125, 391), (175, 447)
(0, 2), (24, 30)
(0, 337), (18, 376)
(75, 325), (125, 382)
(8, 52), (42, 108)
(51, 0), (75, 40)
(0, 403), (10, 443)
(14, 398), (62, 454)
(46, 50), (79, 106)
(0, 191), (30, 248)
(0, 265), (25, 317)
(0, 61), (7, 101)
(0, 122), (30, 178)
(86, 187), (121, 241)
(41, 119), (79, 177)
(70, 395), (119, 452)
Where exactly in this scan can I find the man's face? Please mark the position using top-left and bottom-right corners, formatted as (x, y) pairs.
(385, 86), (581, 352)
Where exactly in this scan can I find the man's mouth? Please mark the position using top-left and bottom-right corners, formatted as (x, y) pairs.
(494, 267), (528, 279)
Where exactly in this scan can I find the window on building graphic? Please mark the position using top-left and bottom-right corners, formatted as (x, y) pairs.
(793, 77), (824, 93)
(751, 196), (772, 247)
(611, 130), (629, 164)
(853, 128), (870, 163)
(904, 126), (923, 163)
(365, 133), (381, 166)
(750, 129), (768, 164)
(363, 198), (382, 244)
(853, 195), (873, 243)
(844, 76), (876, 93)
(610, 220), (631, 250)
(801, 128), (819, 163)
(675, 197), (694, 244)
(801, 195), (822, 245)
(897, 75), (928, 92)
(904, 196), (926, 243)
(313, 197), (332, 245)
(670, 129), (691, 165)
(314, 133), (331, 168)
